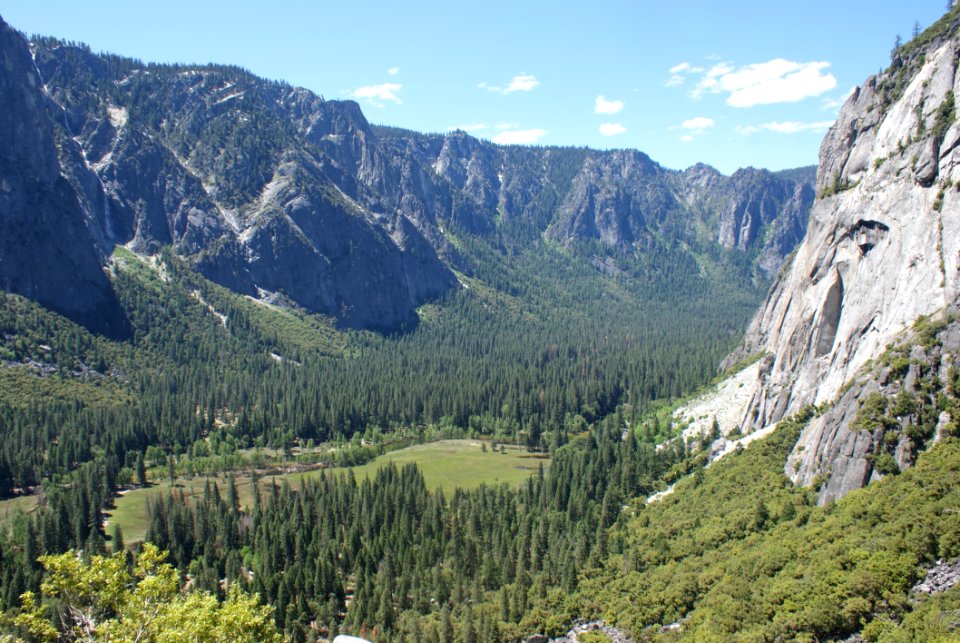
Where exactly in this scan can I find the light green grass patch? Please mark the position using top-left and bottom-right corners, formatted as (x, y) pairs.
(0, 494), (40, 528)
(106, 473), (263, 545)
(105, 440), (549, 546)
(343, 439), (549, 494)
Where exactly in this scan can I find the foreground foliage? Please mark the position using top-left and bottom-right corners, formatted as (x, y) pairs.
(9, 543), (281, 642)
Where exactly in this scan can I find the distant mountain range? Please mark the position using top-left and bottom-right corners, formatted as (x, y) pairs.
(0, 16), (814, 333)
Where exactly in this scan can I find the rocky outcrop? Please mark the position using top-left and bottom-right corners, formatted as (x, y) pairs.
(0, 18), (126, 337)
(548, 157), (813, 279)
(727, 9), (960, 502)
(551, 150), (674, 247)
(913, 559), (960, 595)
(679, 165), (815, 279)
(545, 619), (634, 642)
(785, 315), (960, 503)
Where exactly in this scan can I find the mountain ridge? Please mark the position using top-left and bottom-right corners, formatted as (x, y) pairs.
(0, 17), (815, 333)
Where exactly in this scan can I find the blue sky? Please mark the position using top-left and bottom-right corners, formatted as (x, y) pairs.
(1, 1), (950, 173)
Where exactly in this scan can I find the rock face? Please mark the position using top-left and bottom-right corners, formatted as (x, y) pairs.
(0, 18), (126, 336)
(913, 559), (960, 595)
(0, 17), (815, 332)
(550, 156), (813, 280)
(678, 164), (815, 279)
(728, 10), (960, 502)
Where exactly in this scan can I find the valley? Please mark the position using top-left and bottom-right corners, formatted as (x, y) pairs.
(1, 3), (960, 642)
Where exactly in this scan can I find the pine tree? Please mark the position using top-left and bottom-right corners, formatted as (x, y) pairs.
(460, 605), (476, 643)
(440, 604), (454, 643)
(112, 524), (125, 554)
(135, 453), (147, 486)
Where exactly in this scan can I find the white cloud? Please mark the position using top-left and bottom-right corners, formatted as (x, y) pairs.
(688, 62), (734, 99)
(594, 95), (624, 115)
(681, 116), (715, 131)
(599, 122), (626, 136)
(687, 59), (836, 107)
(387, 67), (400, 76)
(670, 62), (705, 75)
(350, 82), (402, 107)
(737, 120), (835, 135)
(491, 128), (547, 145)
(480, 74), (540, 94)
(676, 116), (714, 142)
(764, 120), (835, 133)
(494, 121), (519, 130)
(506, 74), (539, 93)
(666, 62), (706, 88)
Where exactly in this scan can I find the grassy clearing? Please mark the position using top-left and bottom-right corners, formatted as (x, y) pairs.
(108, 440), (549, 544)
(0, 494), (40, 527)
(105, 473), (264, 545)
(327, 439), (549, 494)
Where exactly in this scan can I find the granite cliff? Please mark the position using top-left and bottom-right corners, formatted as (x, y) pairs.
(712, 8), (960, 503)
(0, 19), (126, 336)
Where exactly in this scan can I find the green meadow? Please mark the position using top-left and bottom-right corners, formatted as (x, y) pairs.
(293, 439), (549, 494)
(95, 439), (548, 545)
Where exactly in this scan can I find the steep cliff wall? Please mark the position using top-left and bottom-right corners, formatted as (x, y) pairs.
(0, 18), (127, 336)
(728, 9), (960, 502)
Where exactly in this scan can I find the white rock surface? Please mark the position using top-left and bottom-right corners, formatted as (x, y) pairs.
(726, 35), (960, 500)
(672, 361), (761, 443)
